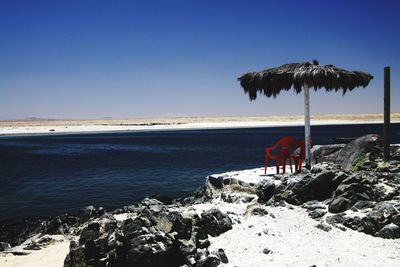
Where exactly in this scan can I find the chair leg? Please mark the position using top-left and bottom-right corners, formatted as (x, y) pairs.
(276, 160), (280, 174)
(282, 158), (286, 174)
(264, 158), (268, 175)
(297, 159), (302, 172)
(289, 158), (293, 173)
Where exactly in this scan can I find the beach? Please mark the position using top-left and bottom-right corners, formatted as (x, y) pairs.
(2, 154), (400, 267)
(1, 113), (399, 136)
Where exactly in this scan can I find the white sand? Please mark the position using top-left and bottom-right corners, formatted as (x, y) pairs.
(0, 120), (389, 136)
(0, 235), (70, 267)
(177, 197), (400, 267)
(208, 204), (400, 267)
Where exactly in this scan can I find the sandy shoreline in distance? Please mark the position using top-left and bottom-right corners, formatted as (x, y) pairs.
(0, 113), (399, 137)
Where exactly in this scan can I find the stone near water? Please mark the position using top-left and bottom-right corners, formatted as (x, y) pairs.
(328, 197), (351, 213)
(200, 208), (232, 237)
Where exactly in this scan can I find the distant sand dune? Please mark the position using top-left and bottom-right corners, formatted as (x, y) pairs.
(0, 113), (399, 136)
(1, 113), (399, 127)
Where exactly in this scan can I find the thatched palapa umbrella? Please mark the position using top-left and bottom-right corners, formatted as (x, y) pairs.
(238, 60), (373, 168)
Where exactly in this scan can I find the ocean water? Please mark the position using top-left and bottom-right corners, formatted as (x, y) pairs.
(1, 123), (399, 220)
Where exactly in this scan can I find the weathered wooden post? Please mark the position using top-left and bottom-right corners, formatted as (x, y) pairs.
(304, 84), (311, 169)
(384, 66), (390, 161)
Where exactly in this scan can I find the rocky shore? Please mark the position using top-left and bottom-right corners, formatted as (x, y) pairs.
(1, 135), (400, 266)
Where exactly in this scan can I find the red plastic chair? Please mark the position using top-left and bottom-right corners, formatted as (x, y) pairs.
(264, 136), (295, 175)
(291, 139), (314, 172)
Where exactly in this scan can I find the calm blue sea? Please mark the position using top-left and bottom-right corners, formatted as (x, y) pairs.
(1, 123), (399, 220)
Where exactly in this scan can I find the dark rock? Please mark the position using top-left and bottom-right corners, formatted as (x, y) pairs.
(0, 218), (42, 246)
(84, 239), (99, 264)
(65, 241), (86, 267)
(342, 216), (362, 230)
(312, 144), (345, 163)
(315, 223), (332, 232)
(377, 223), (400, 239)
(342, 171), (378, 185)
(325, 214), (344, 225)
(44, 216), (63, 234)
(308, 171), (340, 200)
(217, 248), (229, 263)
(353, 200), (376, 210)
(302, 200), (326, 210)
(151, 193), (173, 205)
(245, 205), (269, 216)
(23, 241), (41, 250)
(329, 197), (351, 213)
(308, 209), (327, 219)
(256, 180), (275, 203)
(197, 254), (221, 267)
(157, 211), (192, 239)
(262, 248), (271, 254)
(79, 222), (100, 245)
(208, 176), (224, 189)
(122, 218), (146, 240)
(98, 207), (105, 216)
(280, 171), (340, 204)
(221, 193), (240, 203)
(359, 216), (381, 235)
(197, 239), (211, 249)
(311, 165), (323, 173)
(319, 134), (383, 171)
(335, 183), (373, 202)
(96, 234), (109, 258)
(200, 208), (232, 237)
(141, 198), (164, 207)
(179, 240), (196, 256)
(126, 232), (182, 267)
(0, 242), (11, 251)
(79, 205), (98, 222)
(392, 214), (400, 227)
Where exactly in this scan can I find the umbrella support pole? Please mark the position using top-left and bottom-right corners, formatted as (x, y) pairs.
(304, 84), (312, 169)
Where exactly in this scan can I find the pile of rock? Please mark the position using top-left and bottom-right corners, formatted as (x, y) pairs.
(254, 136), (400, 239)
(0, 204), (108, 252)
(64, 198), (232, 267)
(205, 135), (400, 239)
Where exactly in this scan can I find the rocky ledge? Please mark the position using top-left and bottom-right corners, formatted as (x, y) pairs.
(1, 134), (400, 267)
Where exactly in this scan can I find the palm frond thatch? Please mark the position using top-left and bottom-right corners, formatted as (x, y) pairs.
(238, 60), (374, 100)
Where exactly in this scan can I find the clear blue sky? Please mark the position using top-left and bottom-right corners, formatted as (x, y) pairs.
(0, 0), (399, 119)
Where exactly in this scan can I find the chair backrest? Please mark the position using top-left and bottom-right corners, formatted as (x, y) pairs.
(295, 139), (314, 158)
(275, 136), (296, 156)
(275, 135), (295, 148)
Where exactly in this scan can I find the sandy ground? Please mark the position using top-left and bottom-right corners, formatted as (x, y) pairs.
(0, 113), (399, 136)
(0, 235), (70, 267)
(207, 203), (400, 267)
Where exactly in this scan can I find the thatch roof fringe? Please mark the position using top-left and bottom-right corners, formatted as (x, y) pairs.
(238, 60), (373, 100)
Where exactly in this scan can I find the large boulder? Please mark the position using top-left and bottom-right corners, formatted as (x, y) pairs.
(313, 144), (345, 163)
(126, 232), (182, 267)
(156, 211), (192, 239)
(328, 197), (351, 213)
(79, 222), (100, 245)
(279, 170), (342, 204)
(0, 242), (11, 251)
(377, 223), (400, 239)
(256, 180), (275, 203)
(200, 209), (232, 237)
(319, 134), (383, 171)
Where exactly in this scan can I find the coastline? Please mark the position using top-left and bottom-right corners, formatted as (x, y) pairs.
(1, 116), (399, 137)
(1, 138), (400, 267)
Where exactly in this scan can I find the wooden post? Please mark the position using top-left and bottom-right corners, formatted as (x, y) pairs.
(304, 84), (311, 169)
(384, 66), (390, 161)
